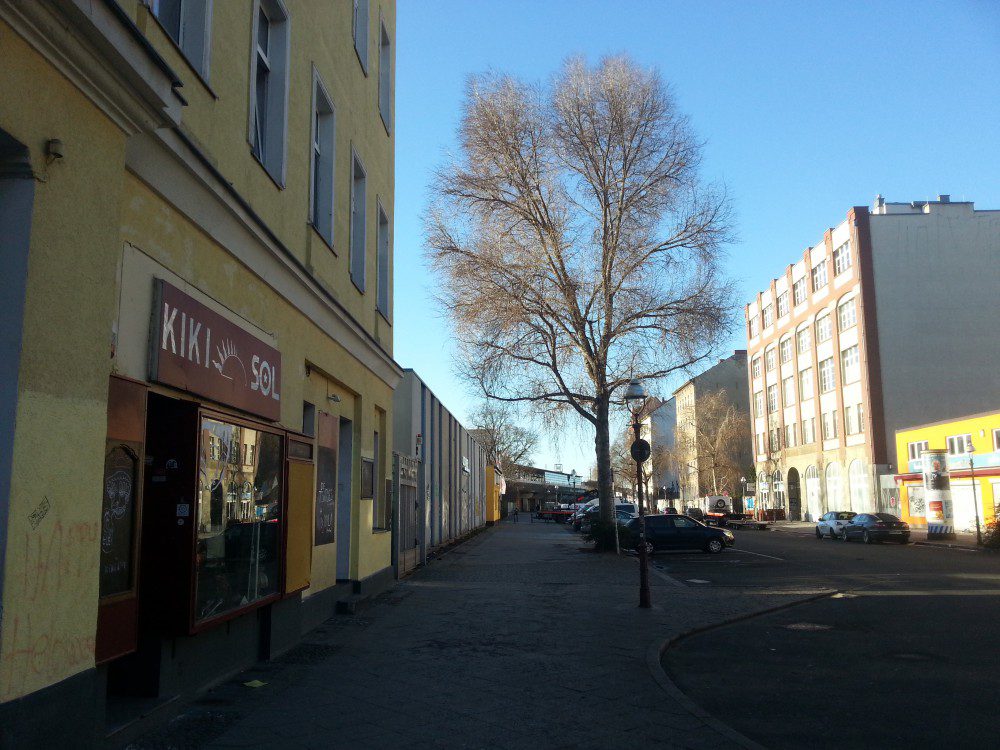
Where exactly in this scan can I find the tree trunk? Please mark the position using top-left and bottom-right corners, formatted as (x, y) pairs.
(594, 394), (615, 528)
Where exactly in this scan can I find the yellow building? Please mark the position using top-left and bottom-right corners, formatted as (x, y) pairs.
(485, 465), (504, 524)
(0, 0), (397, 743)
(893, 411), (1000, 531)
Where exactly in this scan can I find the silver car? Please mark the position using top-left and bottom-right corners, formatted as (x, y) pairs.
(816, 511), (857, 539)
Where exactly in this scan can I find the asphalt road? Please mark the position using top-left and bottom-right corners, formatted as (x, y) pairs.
(658, 526), (1000, 749)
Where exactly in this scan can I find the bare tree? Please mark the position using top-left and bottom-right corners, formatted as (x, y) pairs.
(670, 388), (751, 498)
(469, 401), (538, 476)
(426, 55), (734, 531)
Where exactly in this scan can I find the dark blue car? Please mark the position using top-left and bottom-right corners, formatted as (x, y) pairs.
(625, 514), (735, 554)
(841, 513), (910, 544)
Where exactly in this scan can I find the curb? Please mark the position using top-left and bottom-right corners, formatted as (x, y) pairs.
(645, 589), (837, 750)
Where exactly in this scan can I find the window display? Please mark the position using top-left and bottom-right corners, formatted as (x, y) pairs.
(196, 417), (283, 622)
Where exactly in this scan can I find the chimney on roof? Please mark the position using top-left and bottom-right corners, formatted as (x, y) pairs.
(938, 194), (950, 203)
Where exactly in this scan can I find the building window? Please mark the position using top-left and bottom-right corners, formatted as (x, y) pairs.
(376, 202), (390, 318)
(754, 391), (764, 417)
(845, 405), (857, 435)
(819, 357), (835, 393)
(767, 385), (778, 413)
(857, 403), (864, 432)
(793, 278), (807, 306)
(302, 401), (316, 437)
(838, 298), (857, 331)
(816, 314), (832, 343)
(994, 428), (1000, 452)
(946, 434), (973, 455)
(799, 367), (813, 399)
(250, 0), (289, 184)
(785, 423), (796, 449)
(352, 0), (369, 71)
(751, 356), (761, 379)
(749, 316), (760, 338)
(811, 261), (828, 291)
(779, 337), (793, 364)
(152, 0), (212, 78)
(777, 292), (789, 318)
(350, 150), (367, 292)
(756, 432), (765, 454)
(822, 410), (838, 440)
(762, 304), (774, 328)
(908, 440), (929, 461)
(782, 376), (795, 406)
(378, 17), (392, 131)
(801, 417), (815, 444)
(840, 345), (860, 384)
(196, 417), (283, 623)
(310, 73), (335, 245)
(796, 327), (811, 355)
(769, 428), (781, 452)
(372, 431), (390, 530)
(765, 348), (776, 372)
(833, 242), (852, 275)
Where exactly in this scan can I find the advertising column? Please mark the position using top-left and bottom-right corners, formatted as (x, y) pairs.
(922, 449), (955, 540)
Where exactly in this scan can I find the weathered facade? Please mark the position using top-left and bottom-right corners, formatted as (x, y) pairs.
(0, 0), (397, 744)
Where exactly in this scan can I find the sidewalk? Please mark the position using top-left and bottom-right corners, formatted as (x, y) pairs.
(124, 521), (821, 750)
(771, 520), (984, 550)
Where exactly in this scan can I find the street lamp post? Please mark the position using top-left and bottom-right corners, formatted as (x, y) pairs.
(968, 442), (982, 546)
(740, 476), (747, 515)
(625, 378), (652, 609)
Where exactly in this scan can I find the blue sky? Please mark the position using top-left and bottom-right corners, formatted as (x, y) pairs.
(392, 0), (1000, 476)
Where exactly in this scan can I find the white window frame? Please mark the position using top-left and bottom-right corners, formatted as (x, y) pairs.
(819, 357), (835, 393)
(796, 327), (811, 355)
(811, 261), (828, 291)
(782, 376), (795, 406)
(908, 440), (929, 461)
(765, 348), (776, 372)
(779, 337), (793, 364)
(833, 242), (852, 275)
(993, 428), (1000, 452)
(844, 405), (857, 435)
(838, 298), (857, 331)
(947, 434), (973, 455)
(753, 391), (764, 417)
(785, 423), (796, 449)
(799, 367), (813, 399)
(793, 278), (806, 306)
(840, 345), (860, 384)
(249, 0), (290, 186)
(151, 0), (213, 79)
(822, 410), (838, 440)
(816, 314), (832, 343)
(376, 200), (390, 319)
(777, 292), (789, 318)
(751, 357), (761, 379)
(762, 304), (774, 328)
(352, 0), (369, 73)
(309, 68), (336, 246)
(767, 385), (778, 414)
(802, 417), (815, 444)
(350, 148), (368, 292)
(378, 14), (392, 133)
(749, 316), (760, 338)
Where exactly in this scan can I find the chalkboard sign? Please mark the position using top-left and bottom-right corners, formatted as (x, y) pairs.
(315, 445), (336, 545)
(99, 443), (139, 597)
(361, 458), (375, 499)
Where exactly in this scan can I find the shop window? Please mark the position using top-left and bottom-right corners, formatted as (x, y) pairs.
(196, 417), (283, 623)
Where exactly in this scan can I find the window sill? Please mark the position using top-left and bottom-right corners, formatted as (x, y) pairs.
(249, 147), (286, 190)
(309, 223), (336, 255)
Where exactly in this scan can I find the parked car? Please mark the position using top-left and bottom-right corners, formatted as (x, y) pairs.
(684, 508), (704, 521)
(815, 511), (857, 539)
(624, 514), (735, 554)
(571, 500), (599, 530)
(616, 502), (639, 515)
(578, 506), (634, 534)
(840, 513), (910, 544)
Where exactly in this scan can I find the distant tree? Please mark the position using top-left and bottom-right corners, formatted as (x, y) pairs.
(670, 388), (751, 498)
(469, 401), (538, 477)
(426, 55), (734, 539)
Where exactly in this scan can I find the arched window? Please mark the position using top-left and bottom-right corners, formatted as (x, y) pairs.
(824, 463), (841, 509)
(772, 469), (785, 508)
(849, 460), (870, 512)
(804, 465), (821, 518)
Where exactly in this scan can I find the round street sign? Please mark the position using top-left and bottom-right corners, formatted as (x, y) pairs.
(630, 439), (651, 463)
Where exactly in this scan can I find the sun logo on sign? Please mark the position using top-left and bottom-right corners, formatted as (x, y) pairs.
(213, 339), (247, 385)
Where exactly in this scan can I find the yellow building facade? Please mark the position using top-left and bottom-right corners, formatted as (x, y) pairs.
(0, 0), (396, 744)
(893, 411), (1000, 531)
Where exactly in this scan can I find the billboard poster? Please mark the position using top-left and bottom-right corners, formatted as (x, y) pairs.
(922, 449), (954, 538)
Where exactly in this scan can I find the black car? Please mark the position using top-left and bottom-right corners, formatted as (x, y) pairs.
(841, 513), (910, 544)
(625, 514), (735, 554)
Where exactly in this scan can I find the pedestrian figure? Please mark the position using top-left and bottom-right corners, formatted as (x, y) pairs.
(512, 506), (519, 523)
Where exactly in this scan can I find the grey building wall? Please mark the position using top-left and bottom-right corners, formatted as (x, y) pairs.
(869, 200), (1000, 467)
(649, 397), (679, 498)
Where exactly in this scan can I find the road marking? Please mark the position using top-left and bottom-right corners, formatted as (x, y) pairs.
(686, 579), (711, 584)
(851, 589), (1000, 597)
(733, 549), (785, 561)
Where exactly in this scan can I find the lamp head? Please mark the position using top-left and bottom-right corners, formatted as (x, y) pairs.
(624, 378), (648, 411)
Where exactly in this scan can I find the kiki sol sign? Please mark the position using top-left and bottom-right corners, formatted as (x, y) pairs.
(149, 279), (281, 421)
